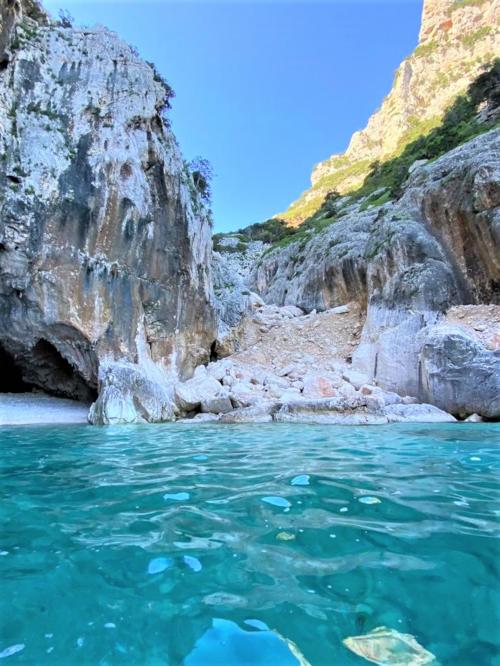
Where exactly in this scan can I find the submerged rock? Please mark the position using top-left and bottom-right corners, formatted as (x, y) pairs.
(291, 475), (310, 486)
(261, 496), (291, 509)
(164, 492), (190, 502)
(147, 557), (173, 575)
(343, 626), (438, 665)
(276, 531), (296, 541)
(183, 555), (202, 572)
(183, 618), (311, 666)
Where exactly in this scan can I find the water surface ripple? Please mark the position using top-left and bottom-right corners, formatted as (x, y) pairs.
(0, 423), (499, 664)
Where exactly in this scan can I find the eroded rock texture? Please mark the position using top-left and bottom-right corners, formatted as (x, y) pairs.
(0, 1), (216, 420)
(419, 325), (500, 419)
(248, 130), (500, 417)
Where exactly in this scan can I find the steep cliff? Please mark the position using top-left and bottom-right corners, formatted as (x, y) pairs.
(0, 1), (216, 422)
(281, 0), (499, 225)
(242, 128), (500, 417)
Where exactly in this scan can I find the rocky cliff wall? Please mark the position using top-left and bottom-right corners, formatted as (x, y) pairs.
(248, 129), (500, 416)
(281, 0), (499, 224)
(0, 1), (216, 422)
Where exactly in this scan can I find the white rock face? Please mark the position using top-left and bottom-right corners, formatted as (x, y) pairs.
(212, 241), (267, 345)
(0, 2), (216, 423)
(419, 324), (500, 418)
(281, 0), (500, 223)
(89, 361), (176, 425)
(250, 131), (500, 418)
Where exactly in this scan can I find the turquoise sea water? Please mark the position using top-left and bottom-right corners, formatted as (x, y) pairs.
(0, 423), (499, 665)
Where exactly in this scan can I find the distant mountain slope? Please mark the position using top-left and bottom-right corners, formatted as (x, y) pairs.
(280, 0), (499, 226)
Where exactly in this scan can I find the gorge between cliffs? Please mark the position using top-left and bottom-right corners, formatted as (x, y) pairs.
(0, 0), (498, 428)
(0, 1), (499, 664)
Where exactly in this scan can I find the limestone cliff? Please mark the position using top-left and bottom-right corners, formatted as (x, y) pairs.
(281, 0), (499, 225)
(0, 1), (216, 422)
(245, 129), (500, 417)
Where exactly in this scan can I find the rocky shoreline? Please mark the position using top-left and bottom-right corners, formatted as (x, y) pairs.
(86, 302), (492, 426)
(0, 0), (498, 427)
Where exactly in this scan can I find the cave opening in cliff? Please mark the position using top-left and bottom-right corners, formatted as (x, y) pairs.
(0, 340), (97, 402)
(209, 341), (218, 363)
(27, 340), (97, 403)
(0, 344), (33, 393)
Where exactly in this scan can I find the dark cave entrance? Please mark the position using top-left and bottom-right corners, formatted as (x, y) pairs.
(209, 340), (218, 363)
(0, 340), (97, 402)
(0, 345), (32, 393)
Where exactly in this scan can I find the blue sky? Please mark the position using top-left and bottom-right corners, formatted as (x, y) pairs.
(42, 0), (423, 232)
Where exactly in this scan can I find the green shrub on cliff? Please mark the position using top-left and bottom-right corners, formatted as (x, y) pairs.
(451, 0), (486, 10)
(212, 234), (248, 253)
(189, 157), (213, 204)
(236, 218), (295, 244)
(234, 60), (499, 253)
(460, 27), (492, 49)
(345, 58), (499, 201)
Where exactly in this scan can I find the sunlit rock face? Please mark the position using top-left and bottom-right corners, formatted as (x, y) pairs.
(281, 0), (499, 225)
(0, 1), (216, 419)
(249, 129), (500, 417)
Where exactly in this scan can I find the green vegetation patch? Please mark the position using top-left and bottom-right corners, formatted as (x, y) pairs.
(460, 27), (492, 49)
(359, 190), (392, 211)
(413, 41), (439, 59)
(281, 158), (372, 223)
(251, 59), (500, 253)
(451, 0), (486, 10)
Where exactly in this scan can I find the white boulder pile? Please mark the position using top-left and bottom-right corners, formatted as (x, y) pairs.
(174, 357), (455, 425)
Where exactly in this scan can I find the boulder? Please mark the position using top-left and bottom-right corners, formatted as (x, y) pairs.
(301, 374), (338, 399)
(279, 305), (304, 318)
(228, 382), (262, 408)
(384, 403), (456, 423)
(89, 361), (176, 425)
(343, 626), (437, 665)
(219, 403), (278, 423)
(175, 375), (223, 412)
(178, 413), (220, 424)
(330, 305), (350, 314)
(419, 325), (500, 418)
(361, 385), (403, 406)
(206, 360), (234, 382)
(342, 370), (370, 390)
(201, 395), (234, 415)
(464, 413), (483, 423)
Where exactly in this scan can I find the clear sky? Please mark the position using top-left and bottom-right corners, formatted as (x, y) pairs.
(41, 0), (423, 232)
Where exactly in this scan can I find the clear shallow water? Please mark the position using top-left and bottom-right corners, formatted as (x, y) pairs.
(0, 423), (499, 665)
